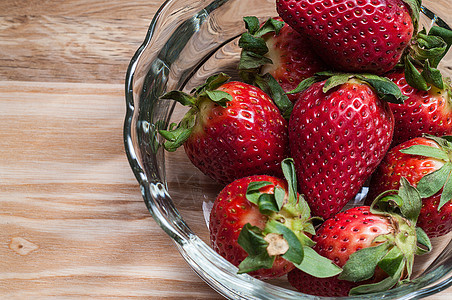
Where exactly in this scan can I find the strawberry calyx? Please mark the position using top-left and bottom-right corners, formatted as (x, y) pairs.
(158, 73), (232, 151)
(399, 134), (452, 210)
(238, 16), (293, 119)
(237, 158), (342, 277)
(339, 178), (431, 295)
(288, 71), (408, 104)
(402, 25), (452, 91)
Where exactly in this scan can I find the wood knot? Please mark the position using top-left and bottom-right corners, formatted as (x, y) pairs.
(9, 237), (39, 255)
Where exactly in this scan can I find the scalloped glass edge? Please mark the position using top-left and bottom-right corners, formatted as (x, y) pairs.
(124, 1), (452, 299)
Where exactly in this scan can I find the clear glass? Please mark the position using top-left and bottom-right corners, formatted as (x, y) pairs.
(124, 0), (452, 298)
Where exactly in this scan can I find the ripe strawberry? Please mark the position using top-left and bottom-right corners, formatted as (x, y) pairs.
(159, 73), (289, 184)
(385, 69), (452, 147)
(237, 16), (326, 120)
(262, 18), (326, 99)
(209, 159), (341, 279)
(258, 17), (327, 103)
(275, 0), (417, 74)
(367, 135), (452, 238)
(288, 73), (404, 219)
(288, 182), (432, 296)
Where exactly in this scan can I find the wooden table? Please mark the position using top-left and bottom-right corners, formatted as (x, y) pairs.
(0, 1), (450, 299)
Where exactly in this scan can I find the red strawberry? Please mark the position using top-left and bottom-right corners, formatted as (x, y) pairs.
(367, 135), (452, 238)
(237, 16), (326, 121)
(288, 183), (432, 296)
(275, 0), (416, 74)
(209, 159), (341, 279)
(159, 73), (289, 184)
(210, 175), (295, 279)
(385, 69), (452, 147)
(261, 17), (327, 103)
(288, 73), (402, 219)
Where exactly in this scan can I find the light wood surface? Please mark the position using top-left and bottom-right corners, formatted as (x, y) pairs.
(0, 1), (451, 299)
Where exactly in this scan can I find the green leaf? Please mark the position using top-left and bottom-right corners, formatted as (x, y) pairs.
(315, 70), (338, 77)
(160, 90), (197, 106)
(193, 73), (231, 95)
(378, 247), (404, 277)
(414, 31), (447, 62)
(417, 162), (452, 198)
(398, 177), (422, 224)
(159, 126), (192, 151)
(338, 243), (389, 282)
(205, 72), (231, 91)
(404, 24), (452, 89)
(243, 16), (260, 35)
(349, 257), (404, 295)
(421, 60), (444, 89)
(237, 223), (273, 273)
(159, 108), (197, 151)
(254, 73), (293, 119)
(255, 17), (285, 37)
(246, 181), (273, 205)
(429, 26), (452, 67)
(265, 220), (304, 265)
(238, 252), (274, 274)
(203, 90), (232, 107)
(439, 167), (452, 210)
(323, 73), (353, 93)
(404, 56), (429, 91)
(238, 223), (266, 255)
(297, 229), (316, 246)
(372, 192), (403, 215)
(281, 158), (297, 204)
(400, 144), (449, 161)
(238, 50), (273, 71)
(238, 32), (269, 55)
(415, 227), (432, 255)
(357, 74), (408, 104)
(295, 195), (312, 224)
(294, 246), (342, 278)
(406, 253), (414, 280)
(258, 193), (279, 213)
(274, 187), (285, 211)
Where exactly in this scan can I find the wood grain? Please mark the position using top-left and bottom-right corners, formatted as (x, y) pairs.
(0, 1), (158, 83)
(0, 0), (451, 299)
(0, 80), (222, 299)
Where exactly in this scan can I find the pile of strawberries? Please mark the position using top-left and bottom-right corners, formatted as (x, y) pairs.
(159, 0), (452, 297)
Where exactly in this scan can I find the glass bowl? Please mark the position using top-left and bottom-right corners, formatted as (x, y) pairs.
(124, 0), (452, 298)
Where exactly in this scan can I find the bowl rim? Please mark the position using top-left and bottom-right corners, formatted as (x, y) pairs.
(123, 1), (452, 299)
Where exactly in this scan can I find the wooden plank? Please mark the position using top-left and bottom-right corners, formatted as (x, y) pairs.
(0, 80), (222, 298)
(0, 0), (161, 83)
(0, 0), (159, 18)
(0, 15), (150, 83)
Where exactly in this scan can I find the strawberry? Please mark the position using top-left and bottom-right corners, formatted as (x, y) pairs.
(262, 18), (326, 102)
(238, 16), (326, 105)
(288, 181), (432, 296)
(276, 0), (418, 74)
(209, 159), (341, 279)
(288, 72), (404, 219)
(159, 73), (289, 184)
(367, 135), (452, 238)
(385, 68), (452, 147)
